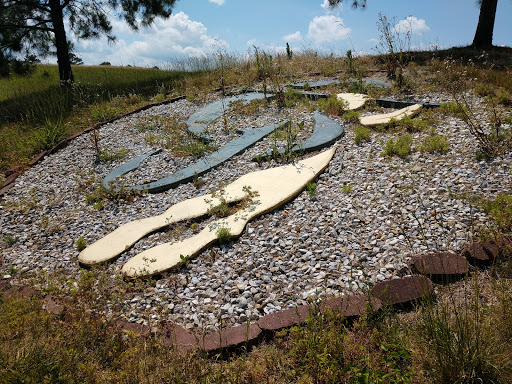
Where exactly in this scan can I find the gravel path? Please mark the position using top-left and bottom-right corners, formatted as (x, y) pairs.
(1, 91), (511, 331)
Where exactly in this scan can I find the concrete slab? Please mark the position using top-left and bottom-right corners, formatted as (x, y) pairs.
(336, 93), (370, 110)
(187, 93), (270, 140)
(289, 80), (339, 89)
(254, 111), (343, 160)
(360, 104), (422, 127)
(376, 98), (442, 109)
(102, 148), (336, 277)
(102, 149), (161, 189)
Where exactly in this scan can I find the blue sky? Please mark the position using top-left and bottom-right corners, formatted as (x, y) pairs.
(71, 0), (512, 66)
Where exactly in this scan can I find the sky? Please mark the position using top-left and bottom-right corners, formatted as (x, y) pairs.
(69, 0), (512, 67)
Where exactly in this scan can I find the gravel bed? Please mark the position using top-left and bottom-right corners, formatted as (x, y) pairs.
(1, 90), (511, 332)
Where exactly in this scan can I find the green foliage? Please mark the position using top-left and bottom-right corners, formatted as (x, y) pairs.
(97, 147), (130, 163)
(75, 237), (87, 252)
(85, 183), (139, 208)
(306, 182), (317, 198)
(99, 62), (112, 66)
(91, 102), (123, 122)
(342, 110), (360, 123)
(482, 193), (512, 232)
(419, 134), (450, 154)
(354, 126), (371, 145)
(319, 95), (346, 116)
(32, 117), (69, 151)
(303, 82), (311, 91)
(216, 227), (232, 244)
(342, 184), (353, 194)
(284, 87), (305, 107)
(382, 135), (412, 158)
(3, 234), (16, 246)
(286, 42), (293, 60)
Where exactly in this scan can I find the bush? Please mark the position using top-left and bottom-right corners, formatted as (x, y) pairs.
(216, 227), (232, 244)
(419, 134), (450, 154)
(382, 135), (412, 158)
(342, 110), (360, 123)
(75, 237), (87, 251)
(354, 126), (371, 145)
(319, 96), (346, 116)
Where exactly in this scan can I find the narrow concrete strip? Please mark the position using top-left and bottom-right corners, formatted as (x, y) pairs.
(376, 98), (442, 109)
(336, 93), (370, 110)
(289, 79), (340, 89)
(129, 122), (284, 193)
(200, 323), (262, 352)
(254, 111), (343, 160)
(79, 148), (336, 273)
(102, 149), (162, 188)
(187, 93), (271, 140)
(370, 275), (434, 306)
(360, 104), (422, 127)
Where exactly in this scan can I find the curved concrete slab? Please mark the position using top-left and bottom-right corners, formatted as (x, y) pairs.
(126, 122), (284, 194)
(254, 110), (344, 160)
(187, 93), (270, 140)
(121, 148), (336, 277)
(289, 80), (340, 89)
(102, 149), (161, 189)
(336, 93), (370, 110)
(360, 104), (422, 127)
(376, 98), (442, 109)
(348, 77), (391, 89)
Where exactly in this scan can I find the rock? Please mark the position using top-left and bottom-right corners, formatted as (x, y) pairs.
(257, 305), (312, 331)
(42, 296), (65, 316)
(409, 252), (470, 280)
(320, 294), (382, 319)
(159, 323), (198, 353)
(461, 241), (498, 264)
(370, 275), (434, 306)
(201, 323), (261, 351)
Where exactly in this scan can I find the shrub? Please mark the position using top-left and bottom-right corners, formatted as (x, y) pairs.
(354, 126), (371, 145)
(382, 135), (412, 158)
(75, 237), (87, 251)
(216, 227), (232, 244)
(319, 96), (346, 116)
(342, 110), (360, 123)
(3, 234), (16, 246)
(419, 134), (450, 154)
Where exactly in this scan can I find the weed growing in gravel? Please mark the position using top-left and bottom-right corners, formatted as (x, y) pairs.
(419, 134), (450, 154)
(306, 182), (317, 198)
(216, 227), (232, 244)
(354, 126), (371, 145)
(75, 237), (87, 252)
(482, 193), (512, 233)
(342, 184), (353, 194)
(319, 95), (346, 116)
(382, 135), (412, 158)
(3, 234), (16, 247)
(342, 110), (360, 123)
(97, 147), (130, 163)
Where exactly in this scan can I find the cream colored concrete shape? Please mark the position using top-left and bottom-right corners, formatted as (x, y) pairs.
(79, 148), (336, 277)
(336, 93), (370, 110)
(360, 104), (422, 127)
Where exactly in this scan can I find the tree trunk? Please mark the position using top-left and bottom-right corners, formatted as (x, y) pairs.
(472, 0), (498, 48)
(49, 0), (74, 86)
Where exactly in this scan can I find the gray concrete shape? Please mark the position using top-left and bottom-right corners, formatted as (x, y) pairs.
(187, 93), (271, 141)
(129, 122), (284, 193)
(254, 110), (344, 160)
(348, 77), (391, 89)
(102, 149), (162, 189)
(289, 79), (340, 89)
(376, 98), (442, 109)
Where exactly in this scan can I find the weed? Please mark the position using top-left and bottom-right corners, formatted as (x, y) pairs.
(342, 184), (353, 194)
(33, 117), (69, 150)
(75, 237), (87, 252)
(382, 135), (412, 159)
(342, 110), (360, 123)
(303, 82), (311, 91)
(3, 234), (16, 246)
(216, 227), (232, 244)
(354, 126), (371, 145)
(97, 147), (130, 163)
(419, 134), (450, 154)
(192, 172), (204, 188)
(284, 87), (306, 108)
(306, 182), (317, 198)
(319, 95), (346, 116)
(482, 193), (512, 232)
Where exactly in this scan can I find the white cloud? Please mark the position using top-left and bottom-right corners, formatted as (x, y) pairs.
(307, 15), (351, 43)
(321, 0), (342, 14)
(283, 31), (302, 43)
(393, 16), (430, 36)
(208, 0), (225, 5)
(73, 12), (228, 66)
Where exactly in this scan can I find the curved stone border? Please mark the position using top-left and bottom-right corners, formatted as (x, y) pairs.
(0, 95), (186, 198)
(289, 78), (391, 90)
(102, 149), (162, 188)
(253, 110), (344, 160)
(376, 98), (442, 109)
(2, 233), (511, 355)
(360, 104), (423, 127)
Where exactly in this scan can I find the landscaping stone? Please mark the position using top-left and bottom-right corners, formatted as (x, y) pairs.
(102, 149), (162, 189)
(160, 323), (198, 353)
(462, 240), (500, 264)
(320, 294), (382, 318)
(376, 98), (442, 109)
(337, 93), (370, 110)
(42, 295), (65, 315)
(201, 323), (261, 351)
(409, 252), (470, 279)
(370, 276), (434, 306)
(289, 79), (339, 89)
(257, 304), (312, 331)
(360, 104), (422, 127)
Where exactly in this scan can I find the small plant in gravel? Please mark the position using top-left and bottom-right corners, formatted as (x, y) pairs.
(419, 134), (450, 154)
(97, 147), (130, 163)
(75, 237), (87, 252)
(342, 184), (353, 194)
(382, 134), (412, 159)
(354, 126), (371, 145)
(342, 110), (360, 123)
(3, 234), (16, 247)
(216, 227), (232, 244)
(306, 182), (317, 198)
(319, 95), (346, 116)
(284, 87), (306, 108)
(482, 192), (512, 233)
